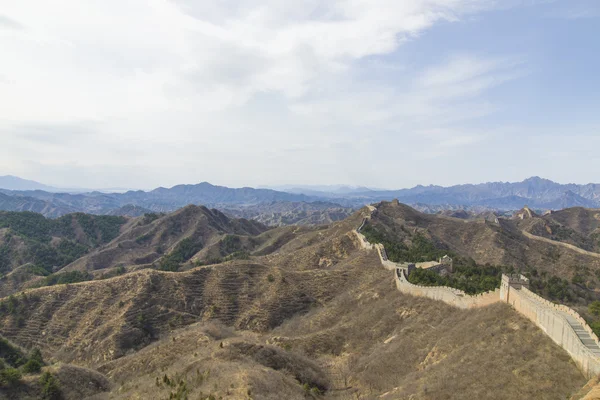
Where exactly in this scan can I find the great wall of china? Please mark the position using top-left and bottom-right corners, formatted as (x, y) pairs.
(354, 204), (600, 378)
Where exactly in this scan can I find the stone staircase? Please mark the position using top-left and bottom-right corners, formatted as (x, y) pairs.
(559, 311), (600, 357)
(516, 287), (600, 365)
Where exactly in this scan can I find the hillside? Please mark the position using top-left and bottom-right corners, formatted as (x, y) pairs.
(360, 201), (600, 307)
(0, 212), (129, 297)
(222, 201), (355, 226)
(515, 207), (600, 253)
(105, 204), (154, 217)
(60, 205), (268, 276)
(0, 205), (589, 399)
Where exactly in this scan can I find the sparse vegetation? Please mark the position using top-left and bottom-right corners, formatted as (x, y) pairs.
(408, 262), (502, 294)
(0, 337), (26, 367)
(527, 272), (576, 303)
(361, 224), (448, 263)
(220, 235), (242, 255)
(22, 358), (42, 373)
(0, 367), (22, 386)
(362, 223), (502, 294)
(0, 211), (127, 279)
(37, 270), (93, 287)
(39, 371), (61, 399)
(0, 203), (595, 399)
(158, 237), (204, 272)
(142, 213), (162, 225)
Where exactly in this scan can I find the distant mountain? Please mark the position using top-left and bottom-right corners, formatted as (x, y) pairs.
(0, 182), (317, 217)
(0, 191), (76, 217)
(267, 184), (376, 197)
(0, 175), (134, 193)
(347, 177), (600, 210)
(0, 175), (59, 191)
(222, 201), (356, 226)
(105, 204), (154, 217)
(0, 177), (598, 218)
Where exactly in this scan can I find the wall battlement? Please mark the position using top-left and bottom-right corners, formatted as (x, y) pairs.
(357, 202), (600, 379)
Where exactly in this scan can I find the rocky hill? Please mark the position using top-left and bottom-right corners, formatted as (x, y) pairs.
(0, 205), (591, 399)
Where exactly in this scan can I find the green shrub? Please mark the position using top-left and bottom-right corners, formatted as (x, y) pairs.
(142, 213), (161, 225)
(30, 348), (43, 364)
(158, 237), (204, 271)
(590, 321), (600, 338)
(0, 367), (22, 386)
(220, 235), (242, 255)
(22, 358), (42, 374)
(39, 371), (61, 399)
(0, 337), (26, 367)
(407, 263), (502, 295)
(38, 270), (92, 287)
(590, 301), (600, 317)
(360, 225), (448, 263)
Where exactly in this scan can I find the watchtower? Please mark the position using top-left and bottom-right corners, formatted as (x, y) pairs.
(439, 255), (454, 273)
(500, 274), (529, 303)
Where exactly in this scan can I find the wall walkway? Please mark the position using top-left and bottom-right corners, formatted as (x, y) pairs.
(521, 230), (600, 260)
(504, 284), (600, 378)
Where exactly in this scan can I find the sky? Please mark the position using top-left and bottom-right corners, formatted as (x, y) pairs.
(0, 0), (599, 190)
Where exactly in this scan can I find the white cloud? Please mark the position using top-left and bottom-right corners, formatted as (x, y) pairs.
(0, 0), (529, 188)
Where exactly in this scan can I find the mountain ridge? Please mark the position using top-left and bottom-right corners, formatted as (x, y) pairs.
(1, 176), (599, 218)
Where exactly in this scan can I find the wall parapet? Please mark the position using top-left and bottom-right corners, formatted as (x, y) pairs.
(519, 287), (600, 347)
(393, 266), (500, 309)
(506, 285), (600, 378)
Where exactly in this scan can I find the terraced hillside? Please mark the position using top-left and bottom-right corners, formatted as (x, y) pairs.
(0, 205), (595, 399)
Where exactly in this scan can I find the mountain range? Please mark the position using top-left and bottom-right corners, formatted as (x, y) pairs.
(0, 176), (599, 219)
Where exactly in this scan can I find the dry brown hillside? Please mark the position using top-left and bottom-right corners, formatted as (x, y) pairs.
(515, 207), (600, 253)
(61, 205), (268, 275)
(370, 200), (600, 280)
(0, 205), (592, 399)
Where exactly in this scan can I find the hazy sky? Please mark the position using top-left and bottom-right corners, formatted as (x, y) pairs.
(1, 0), (599, 190)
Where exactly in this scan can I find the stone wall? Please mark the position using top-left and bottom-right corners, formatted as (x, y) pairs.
(357, 203), (500, 308)
(356, 201), (600, 378)
(353, 229), (374, 250)
(505, 284), (600, 378)
(522, 230), (600, 259)
(393, 267), (501, 309)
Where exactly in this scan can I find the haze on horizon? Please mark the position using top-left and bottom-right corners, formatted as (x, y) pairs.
(1, 0), (599, 190)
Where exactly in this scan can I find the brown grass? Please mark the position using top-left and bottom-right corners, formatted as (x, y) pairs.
(0, 206), (590, 399)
